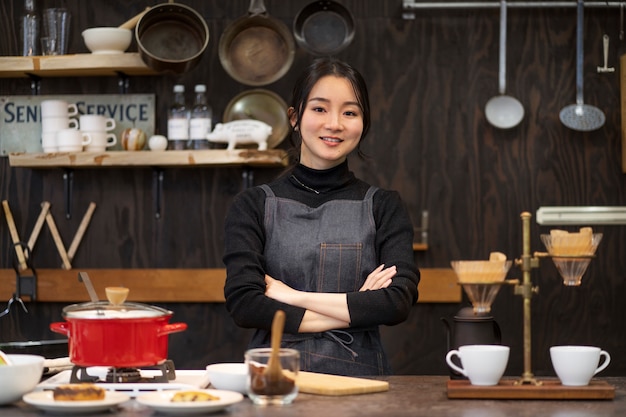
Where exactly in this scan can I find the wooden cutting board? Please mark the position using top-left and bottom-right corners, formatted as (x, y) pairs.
(295, 371), (389, 396)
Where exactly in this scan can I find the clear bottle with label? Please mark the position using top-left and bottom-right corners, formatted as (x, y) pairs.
(21, 0), (40, 56)
(188, 84), (213, 150)
(167, 84), (189, 150)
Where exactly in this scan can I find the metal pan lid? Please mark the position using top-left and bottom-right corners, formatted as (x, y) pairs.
(62, 301), (172, 319)
(223, 89), (290, 149)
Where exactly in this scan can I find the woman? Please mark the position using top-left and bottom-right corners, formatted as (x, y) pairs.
(223, 57), (419, 376)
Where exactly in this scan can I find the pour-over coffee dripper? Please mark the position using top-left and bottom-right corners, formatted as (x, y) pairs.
(540, 233), (603, 286)
(451, 260), (513, 313)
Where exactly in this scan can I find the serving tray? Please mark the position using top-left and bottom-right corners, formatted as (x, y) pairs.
(447, 378), (615, 400)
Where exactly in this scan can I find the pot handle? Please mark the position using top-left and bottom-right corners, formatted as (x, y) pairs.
(158, 322), (187, 336)
(50, 322), (70, 336)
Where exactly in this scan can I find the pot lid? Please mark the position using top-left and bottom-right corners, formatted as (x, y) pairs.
(454, 306), (493, 321)
(62, 301), (172, 319)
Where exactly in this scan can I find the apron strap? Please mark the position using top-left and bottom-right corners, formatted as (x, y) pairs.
(323, 330), (359, 359)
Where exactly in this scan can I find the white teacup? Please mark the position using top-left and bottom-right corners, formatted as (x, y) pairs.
(446, 345), (510, 386)
(84, 132), (117, 152)
(79, 114), (116, 132)
(550, 346), (610, 386)
(41, 116), (78, 133)
(41, 99), (78, 118)
(56, 128), (92, 152)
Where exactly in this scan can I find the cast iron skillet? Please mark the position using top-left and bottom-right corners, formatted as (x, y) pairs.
(293, 0), (355, 56)
(136, 2), (209, 74)
(219, 0), (295, 86)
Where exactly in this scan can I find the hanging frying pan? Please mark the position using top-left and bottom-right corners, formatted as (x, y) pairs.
(219, 0), (295, 86)
(135, 2), (209, 74)
(223, 89), (290, 148)
(293, 0), (355, 56)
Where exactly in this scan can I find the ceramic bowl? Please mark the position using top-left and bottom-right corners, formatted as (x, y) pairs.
(0, 354), (45, 404)
(206, 363), (247, 394)
(82, 27), (132, 54)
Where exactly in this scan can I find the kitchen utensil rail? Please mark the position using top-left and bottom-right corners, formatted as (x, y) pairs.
(403, 1), (626, 10)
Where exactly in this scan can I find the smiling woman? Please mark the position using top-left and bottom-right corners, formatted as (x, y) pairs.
(223, 57), (420, 377)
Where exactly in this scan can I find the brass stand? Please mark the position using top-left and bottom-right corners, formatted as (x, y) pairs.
(511, 211), (597, 385)
(513, 212), (543, 385)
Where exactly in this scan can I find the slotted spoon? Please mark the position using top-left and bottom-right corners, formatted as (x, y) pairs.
(559, 0), (605, 131)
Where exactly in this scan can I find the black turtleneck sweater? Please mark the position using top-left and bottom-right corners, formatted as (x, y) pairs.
(223, 161), (420, 335)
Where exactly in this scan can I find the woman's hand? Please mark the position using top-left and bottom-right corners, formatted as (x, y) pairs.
(264, 274), (298, 304)
(360, 264), (396, 291)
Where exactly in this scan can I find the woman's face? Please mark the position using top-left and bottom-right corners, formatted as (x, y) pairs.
(294, 75), (364, 170)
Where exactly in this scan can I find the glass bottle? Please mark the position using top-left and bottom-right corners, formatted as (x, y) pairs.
(21, 0), (40, 56)
(188, 84), (213, 150)
(167, 84), (189, 150)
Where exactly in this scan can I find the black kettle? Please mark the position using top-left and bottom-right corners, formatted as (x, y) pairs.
(441, 306), (502, 379)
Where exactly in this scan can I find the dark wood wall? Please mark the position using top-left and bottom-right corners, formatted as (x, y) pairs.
(1, 0), (625, 377)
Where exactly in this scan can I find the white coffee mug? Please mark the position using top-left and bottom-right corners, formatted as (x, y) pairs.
(41, 116), (78, 133)
(84, 132), (117, 152)
(446, 345), (510, 386)
(56, 128), (92, 152)
(550, 346), (610, 386)
(79, 114), (116, 132)
(41, 131), (57, 149)
(41, 99), (78, 118)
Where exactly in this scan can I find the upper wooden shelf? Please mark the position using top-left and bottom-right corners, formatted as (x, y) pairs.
(0, 53), (157, 78)
(8, 149), (289, 168)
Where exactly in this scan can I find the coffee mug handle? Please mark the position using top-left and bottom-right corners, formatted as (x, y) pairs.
(594, 350), (611, 375)
(81, 132), (92, 146)
(68, 118), (78, 129)
(106, 118), (116, 131)
(106, 133), (117, 146)
(67, 103), (78, 117)
(445, 350), (467, 377)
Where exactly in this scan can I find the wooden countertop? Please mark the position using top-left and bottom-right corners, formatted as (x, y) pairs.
(0, 267), (461, 303)
(7, 376), (626, 416)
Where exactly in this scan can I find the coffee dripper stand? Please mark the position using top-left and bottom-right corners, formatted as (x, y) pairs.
(453, 211), (602, 387)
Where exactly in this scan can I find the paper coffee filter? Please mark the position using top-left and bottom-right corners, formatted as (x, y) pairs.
(542, 227), (601, 256)
(451, 252), (512, 283)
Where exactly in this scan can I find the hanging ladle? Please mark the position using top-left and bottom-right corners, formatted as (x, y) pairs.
(485, 0), (524, 129)
(559, 0), (606, 132)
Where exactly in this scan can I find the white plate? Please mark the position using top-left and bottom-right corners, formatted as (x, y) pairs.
(136, 389), (244, 415)
(23, 390), (130, 414)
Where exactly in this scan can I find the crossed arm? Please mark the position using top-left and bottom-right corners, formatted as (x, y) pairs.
(264, 264), (397, 333)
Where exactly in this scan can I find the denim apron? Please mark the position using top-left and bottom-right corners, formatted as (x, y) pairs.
(250, 184), (391, 376)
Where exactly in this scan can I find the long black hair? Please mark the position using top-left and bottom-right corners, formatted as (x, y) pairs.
(287, 57), (371, 162)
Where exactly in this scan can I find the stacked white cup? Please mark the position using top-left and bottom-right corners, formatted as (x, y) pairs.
(40, 99), (79, 152)
(80, 114), (117, 152)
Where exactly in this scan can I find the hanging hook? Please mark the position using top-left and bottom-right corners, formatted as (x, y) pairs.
(0, 295), (28, 318)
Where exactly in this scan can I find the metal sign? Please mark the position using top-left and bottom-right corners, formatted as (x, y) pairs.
(0, 94), (156, 155)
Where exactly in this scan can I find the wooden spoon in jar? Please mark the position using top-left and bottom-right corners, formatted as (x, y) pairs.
(105, 287), (129, 305)
(263, 310), (295, 394)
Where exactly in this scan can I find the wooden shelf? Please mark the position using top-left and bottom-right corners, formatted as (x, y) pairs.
(0, 53), (157, 78)
(0, 268), (460, 303)
(413, 243), (428, 251)
(447, 378), (615, 400)
(8, 149), (289, 168)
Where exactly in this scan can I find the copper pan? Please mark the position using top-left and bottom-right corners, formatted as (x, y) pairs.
(219, 0), (295, 86)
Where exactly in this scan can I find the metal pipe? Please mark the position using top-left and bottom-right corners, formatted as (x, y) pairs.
(403, 1), (626, 10)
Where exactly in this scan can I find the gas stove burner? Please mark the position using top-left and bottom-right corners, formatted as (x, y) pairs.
(106, 367), (142, 383)
(70, 359), (176, 384)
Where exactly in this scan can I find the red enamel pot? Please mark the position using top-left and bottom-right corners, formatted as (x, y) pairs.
(50, 301), (187, 368)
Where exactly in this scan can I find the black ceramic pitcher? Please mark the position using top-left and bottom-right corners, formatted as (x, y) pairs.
(441, 306), (502, 379)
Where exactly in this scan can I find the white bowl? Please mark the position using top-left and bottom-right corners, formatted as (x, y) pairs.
(206, 363), (247, 394)
(82, 27), (132, 54)
(0, 354), (44, 404)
